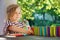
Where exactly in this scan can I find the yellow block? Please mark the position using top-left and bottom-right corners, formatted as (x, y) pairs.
(50, 27), (54, 36)
(53, 27), (56, 36)
(34, 27), (39, 36)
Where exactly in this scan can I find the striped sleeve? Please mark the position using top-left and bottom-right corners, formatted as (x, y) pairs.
(3, 21), (9, 35)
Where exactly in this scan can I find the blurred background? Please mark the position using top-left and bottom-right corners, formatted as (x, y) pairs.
(17, 0), (60, 27)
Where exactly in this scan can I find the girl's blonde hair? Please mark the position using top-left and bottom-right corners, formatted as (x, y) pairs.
(6, 4), (21, 20)
(7, 4), (19, 13)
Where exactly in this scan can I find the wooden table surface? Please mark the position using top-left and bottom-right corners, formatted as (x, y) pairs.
(0, 36), (60, 40)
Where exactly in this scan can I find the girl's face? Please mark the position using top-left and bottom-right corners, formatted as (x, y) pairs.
(10, 7), (21, 22)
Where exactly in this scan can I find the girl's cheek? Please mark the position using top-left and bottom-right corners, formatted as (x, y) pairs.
(17, 15), (20, 18)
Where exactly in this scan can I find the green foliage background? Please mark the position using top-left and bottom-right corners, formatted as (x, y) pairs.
(17, 0), (60, 26)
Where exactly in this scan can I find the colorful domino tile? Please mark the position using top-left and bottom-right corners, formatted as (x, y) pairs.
(39, 27), (42, 36)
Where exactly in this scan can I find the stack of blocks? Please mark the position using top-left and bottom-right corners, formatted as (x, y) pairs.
(31, 26), (60, 37)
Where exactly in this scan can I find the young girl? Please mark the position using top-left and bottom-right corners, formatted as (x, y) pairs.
(3, 4), (33, 36)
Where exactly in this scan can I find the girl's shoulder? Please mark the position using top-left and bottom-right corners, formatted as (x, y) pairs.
(19, 19), (30, 27)
(23, 19), (30, 27)
(23, 19), (28, 23)
(19, 19), (28, 23)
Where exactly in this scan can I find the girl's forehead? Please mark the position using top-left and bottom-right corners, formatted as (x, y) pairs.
(15, 7), (20, 13)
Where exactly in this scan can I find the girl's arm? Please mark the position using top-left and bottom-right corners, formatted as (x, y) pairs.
(8, 25), (31, 34)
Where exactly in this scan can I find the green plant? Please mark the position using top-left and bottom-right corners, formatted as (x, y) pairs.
(17, 0), (60, 26)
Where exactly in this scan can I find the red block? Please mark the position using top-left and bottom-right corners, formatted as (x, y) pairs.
(31, 27), (34, 35)
(58, 26), (60, 37)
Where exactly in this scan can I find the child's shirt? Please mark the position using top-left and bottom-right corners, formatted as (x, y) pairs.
(3, 19), (30, 35)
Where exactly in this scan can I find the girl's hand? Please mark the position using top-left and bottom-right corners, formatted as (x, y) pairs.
(27, 28), (33, 34)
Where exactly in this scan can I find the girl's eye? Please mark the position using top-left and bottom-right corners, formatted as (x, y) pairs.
(19, 13), (20, 14)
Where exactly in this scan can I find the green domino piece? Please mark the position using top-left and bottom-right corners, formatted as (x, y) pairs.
(39, 27), (42, 36)
(44, 27), (46, 36)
